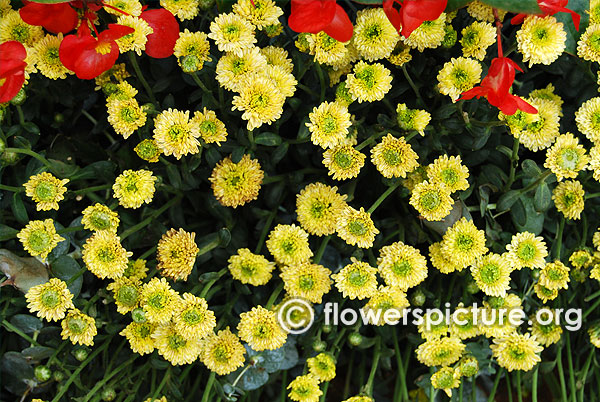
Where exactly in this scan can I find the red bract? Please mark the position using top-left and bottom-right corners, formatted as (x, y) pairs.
(19, 1), (79, 34)
(0, 41), (27, 103)
(460, 57), (537, 115)
(511, 0), (580, 31)
(383, 0), (447, 38)
(59, 23), (134, 80)
(141, 8), (180, 58)
(288, 0), (353, 42)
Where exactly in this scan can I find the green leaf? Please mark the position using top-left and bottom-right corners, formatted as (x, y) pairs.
(511, 196), (544, 234)
(534, 183), (552, 212)
(254, 132), (282, 146)
(21, 346), (55, 361)
(10, 314), (43, 334)
(11, 193), (28, 225)
(21, 122), (40, 135)
(0, 224), (18, 241)
(480, 0), (541, 13)
(48, 159), (79, 178)
(446, 0), (472, 12)
(521, 159), (542, 177)
(51, 255), (83, 298)
(237, 366), (269, 391)
(497, 190), (522, 211)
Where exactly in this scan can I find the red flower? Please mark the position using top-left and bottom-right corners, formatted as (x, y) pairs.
(288, 0), (353, 42)
(0, 41), (27, 103)
(19, 1), (79, 34)
(460, 57), (537, 115)
(140, 8), (180, 58)
(59, 23), (134, 80)
(511, 0), (580, 31)
(383, 0), (447, 38)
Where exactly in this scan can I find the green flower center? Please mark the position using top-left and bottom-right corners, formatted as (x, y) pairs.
(319, 34), (338, 50)
(96, 246), (116, 263)
(534, 27), (549, 41)
(588, 32), (600, 52)
(147, 292), (166, 310)
(383, 148), (401, 166)
(250, 93), (269, 109)
(120, 105), (141, 123)
(547, 268), (564, 281)
(455, 233), (474, 252)
(391, 259), (412, 277)
(46, 47), (60, 63)
(559, 148), (579, 170)
(434, 371), (455, 388)
(138, 323), (152, 338)
(508, 345), (526, 361)
(364, 24), (383, 40)
(28, 230), (51, 252)
(12, 25), (30, 42)
(562, 192), (577, 207)
(213, 345), (230, 362)
(116, 285), (139, 307)
(34, 182), (57, 201)
(253, 323), (272, 339)
(183, 308), (204, 326)
(241, 263), (257, 276)
(441, 168), (459, 186)
(348, 268), (369, 287)
(200, 120), (217, 135)
(420, 190), (441, 211)
(67, 317), (87, 334)
(321, 114), (338, 134)
(232, 59), (246, 74)
(167, 124), (188, 142)
(223, 24), (240, 39)
(356, 66), (376, 89)
(280, 239), (297, 255)
(479, 263), (501, 284)
(347, 219), (367, 236)
(40, 289), (60, 308)
(334, 151), (353, 169)
(462, 29), (479, 47)
(517, 242), (536, 261)
(299, 274), (315, 290)
(168, 334), (187, 350)
(310, 200), (328, 218)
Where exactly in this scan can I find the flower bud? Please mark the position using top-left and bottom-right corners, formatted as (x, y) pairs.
(34, 365), (52, 382)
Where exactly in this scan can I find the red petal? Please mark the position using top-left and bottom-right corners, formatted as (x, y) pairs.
(460, 86), (487, 101)
(514, 95), (538, 114)
(0, 71), (25, 103)
(383, 0), (402, 32)
(99, 24), (136, 43)
(0, 59), (27, 77)
(141, 9), (180, 58)
(510, 14), (526, 25)
(19, 2), (78, 34)
(400, 0), (447, 37)
(0, 41), (27, 62)
(288, 0), (336, 34)
(323, 3), (353, 42)
(72, 46), (120, 79)
(59, 32), (95, 72)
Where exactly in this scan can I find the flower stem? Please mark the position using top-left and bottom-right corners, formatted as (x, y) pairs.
(4, 147), (53, 172)
(266, 282), (284, 309)
(532, 364), (539, 402)
(2, 319), (40, 346)
(566, 333), (577, 401)
(557, 347), (568, 402)
(487, 367), (503, 402)
(0, 184), (23, 192)
(120, 195), (182, 240)
(365, 337), (381, 395)
(313, 235), (330, 264)
(367, 181), (401, 214)
(401, 65), (425, 108)
(128, 53), (157, 105)
(503, 137), (520, 192)
(515, 370), (522, 402)
(579, 350), (594, 402)
(393, 331), (409, 401)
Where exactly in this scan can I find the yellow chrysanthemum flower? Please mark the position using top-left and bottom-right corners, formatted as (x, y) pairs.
(353, 8), (398, 61)
(418, 312), (449, 340)
(437, 57), (482, 102)
(160, 0), (199, 20)
(263, 64), (297, 98)
(517, 16), (566, 67)
(307, 353), (336, 382)
(589, 146), (600, 181)
(346, 61), (392, 103)
(24, 172), (68, 211)
(106, 81), (138, 102)
(124, 259), (149, 281)
(396, 103), (431, 136)
(544, 133), (589, 181)
(120, 321), (156, 355)
(174, 29), (210, 73)
(18, 219), (65, 261)
(336, 206), (379, 248)
(61, 309), (97, 346)
(237, 305), (287, 351)
(25, 278), (74, 322)
(332, 258), (378, 300)
(153, 108), (201, 159)
(209, 154), (264, 208)
(115, 15), (153, 55)
(402, 13), (446, 51)
(539, 260), (570, 290)
(266, 224), (313, 265)
(501, 98), (560, 152)
(466, 1), (506, 22)
(431, 367), (460, 398)
(112, 169), (157, 209)
(29, 34), (71, 79)
(307, 101), (352, 149)
(152, 321), (201, 365)
(575, 97), (600, 143)
(156, 228), (199, 281)
(201, 328), (246, 375)
(529, 309), (562, 346)
(505, 232), (547, 270)
(134, 139), (162, 163)
(460, 21), (496, 60)
(296, 183), (347, 236)
(174, 293), (216, 340)
(103, 0), (142, 16)
(323, 145), (366, 180)
(228, 248), (275, 286)
(409, 181), (454, 221)
(371, 134), (419, 178)
(592, 0), (600, 24)
(449, 304), (481, 340)
(577, 24), (600, 63)
(534, 282), (558, 303)
(190, 108), (227, 145)
(208, 12), (256, 55)
(280, 263), (332, 304)
(107, 277), (141, 314)
(416, 336), (465, 367)
(0, 11), (43, 47)
(530, 83), (563, 115)
(478, 295), (522, 339)
(471, 253), (512, 297)
(216, 47), (267, 91)
(362, 285), (409, 326)
(0, 0), (12, 19)
(570, 249), (593, 269)
(388, 41), (412, 66)
(378, 241), (428, 290)
(458, 356), (479, 377)
(107, 98), (147, 139)
(95, 63), (131, 89)
(231, 74), (285, 130)
(82, 231), (131, 279)
(441, 217), (488, 269)
(552, 180), (584, 220)
(140, 277), (181, 324)
(589, 323), (600, 348)
(429, 241), (462, 274)
(288, 375), (322, 402)
(233, 0), (283, 29)
(491, 333), (543, 372)
(342, 396), (374, 402)
(260, 46), (294, 73)
(427, 155), (469, 192)
(306, 32), (349, 67)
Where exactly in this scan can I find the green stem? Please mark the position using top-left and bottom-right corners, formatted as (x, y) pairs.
(367, 182), (401, 214)
(557, 347), (568, 402)
(365, 338), (381, 396)
(120, 195), (182, 240)
(515, 371), (522, 402)
(82, 355), (137, 402)
(151, 367), (170, 400)
(0, 184), (23, 192)
(199, 268), (227, 299)
(201, 372), (216, 402)
(254, 209), (276, 254)
(314, 62), (326, 103)
(459, 381), (464, 402)
(16, 105), (25, 125)
(266, 282), (284, 309)
(506, 369), (513, 402)
(2, 319), (39, 346)
(532, 364), (539, 402)
(128, 53), (157, 105)
(522, 170), (553, 194)
(579, 351), (594, 402)
(584, 297), (600, 319)
(4, 147), (53, 172)
(488, 367), (503, 402)
(191, 73), (219, 106)
(355, 131), (387, 151)
(393, 331), (409, 401)
(401, 65), (424, 108)
(72, 184), (112, 195)
(585, 192), (600, 199)
(503, 137), (520, 192)
(566, 333), (577, 401)
(555, 218), (565, 260)
(313, 236), (330, 264)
